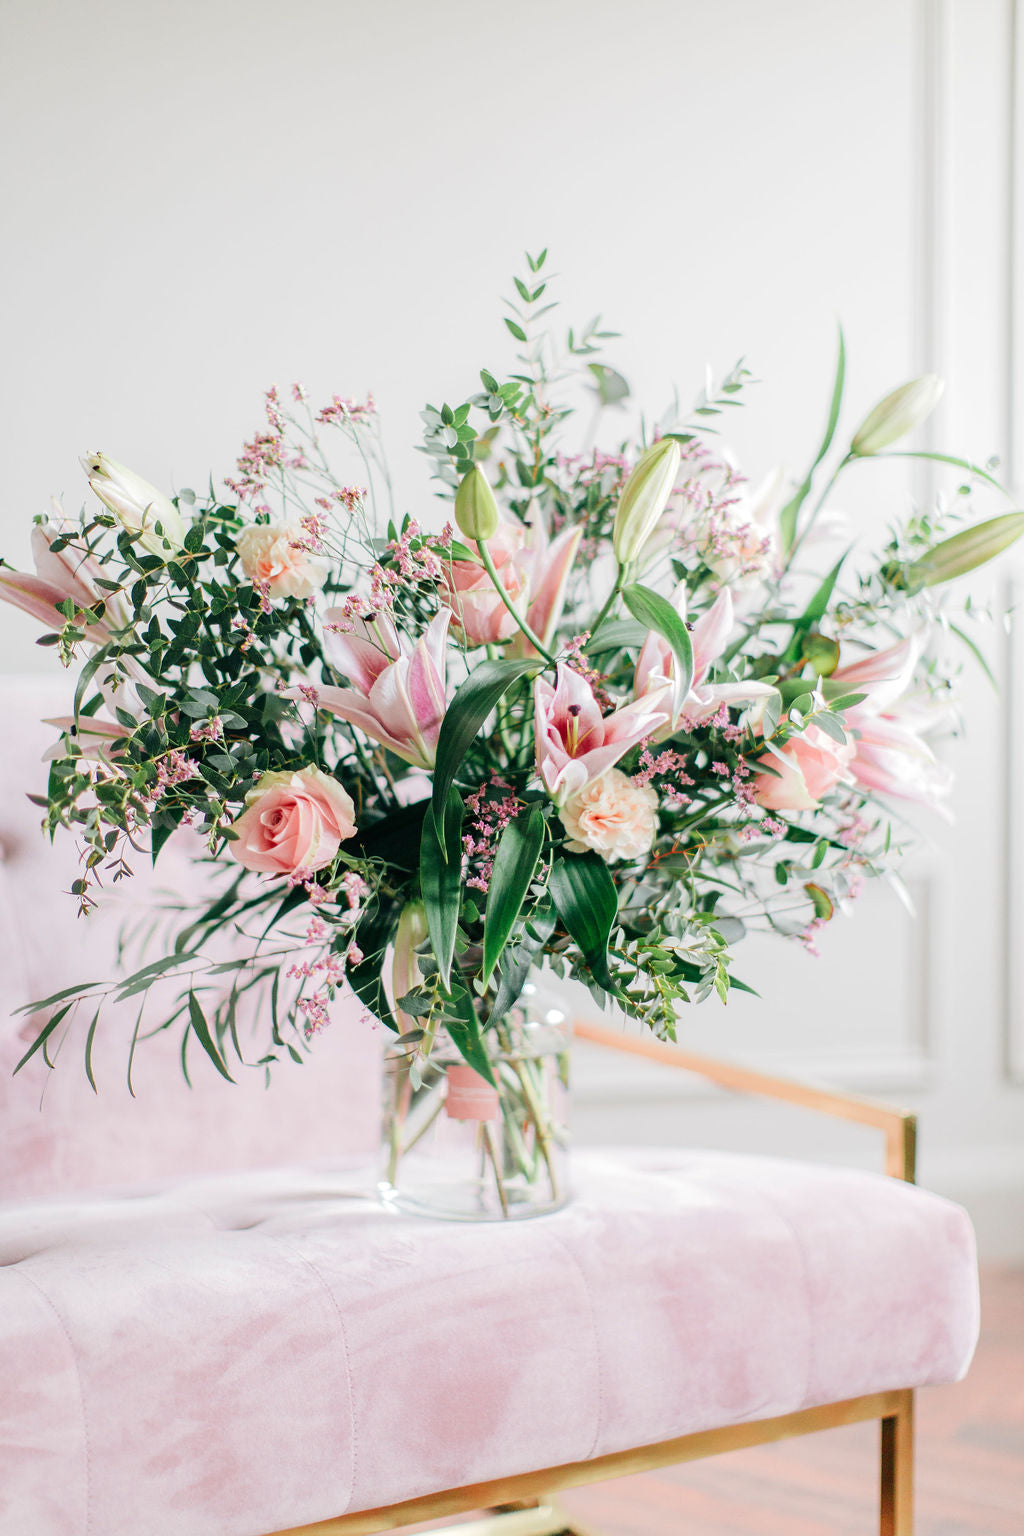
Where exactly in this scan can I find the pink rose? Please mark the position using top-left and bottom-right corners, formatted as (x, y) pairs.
(235, 522), (330, 600)
(560, 768), (659, 863)
(751, 726), (854, 812)
(228, 767), (356, 875)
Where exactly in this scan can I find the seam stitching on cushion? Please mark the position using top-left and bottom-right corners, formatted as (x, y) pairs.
(281, 1242), (360, 1515)
(16, 1267), (92, 1536)
(544, 1229), (605, 1461)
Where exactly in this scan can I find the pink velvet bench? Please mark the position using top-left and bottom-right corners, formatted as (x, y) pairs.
(0, 681), (979, 1536)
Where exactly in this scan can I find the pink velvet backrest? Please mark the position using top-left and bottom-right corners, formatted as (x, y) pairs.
(0, 676), (381, 1200)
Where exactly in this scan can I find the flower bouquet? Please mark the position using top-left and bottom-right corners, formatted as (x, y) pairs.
(4, 251), (1021, 1219)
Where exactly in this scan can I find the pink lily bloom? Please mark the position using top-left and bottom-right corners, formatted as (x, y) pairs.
(844, 711), (954, 815)
(0, 520), (125, 636)
(42, 714), (132, 762)
(441, 514), (582, 650)
(309, 608), (452, 769)
(833, 635), (953, 815)
(535, 663), (670, 805)
(635, 585), (776, 738)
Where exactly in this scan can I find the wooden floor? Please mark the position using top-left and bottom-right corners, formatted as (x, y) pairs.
(556, 1268), (1023, 1536)
(408, 1268), (1022, 1536)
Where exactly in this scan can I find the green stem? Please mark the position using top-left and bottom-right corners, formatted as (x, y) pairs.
(785, 454), (854, 571)
(477, 540), (556, 664)
(591, 561), (627, 638)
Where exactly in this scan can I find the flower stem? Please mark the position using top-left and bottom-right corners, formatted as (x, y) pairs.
(591, 561), (627, 638)
(477, 539), (556, 664)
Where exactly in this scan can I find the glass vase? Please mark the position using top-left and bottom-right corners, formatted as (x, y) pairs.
(378, 976), (571, 1221)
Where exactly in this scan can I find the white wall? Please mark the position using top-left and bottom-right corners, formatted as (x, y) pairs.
(2, 0), (1022, 1254)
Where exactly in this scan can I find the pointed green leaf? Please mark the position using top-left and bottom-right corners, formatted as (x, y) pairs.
(482, 807), (547, 985)
(621, 583), (694, 696)
(548, 851), (618, 991)
(442, 981), (497, 1087)
(188, 990), (235, 1082)
(780, 326), (845, 551)
(431, 657), (539, 853)
(13, 1004), (73, 1075)
(421, 785), (465, 991)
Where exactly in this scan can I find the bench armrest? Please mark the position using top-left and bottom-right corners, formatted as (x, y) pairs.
(572, 1020), (917, 1183)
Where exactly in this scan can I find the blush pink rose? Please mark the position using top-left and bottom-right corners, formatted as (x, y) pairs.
(751, 725), (854, 812)
(235, 522), (330, 600)
(228, 767), (356, 875)
(560, 768), (659, 863)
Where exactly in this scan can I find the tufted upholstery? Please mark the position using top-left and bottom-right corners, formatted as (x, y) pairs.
(0, 676), (379, 1200)
(0, 675), (980, 1536)
(0, 1149), (978, 1536)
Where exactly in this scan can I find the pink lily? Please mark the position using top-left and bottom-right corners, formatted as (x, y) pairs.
(42, 714), (131, 762)
(844, 712), (954, 815)
(832, 635), (953, 815)
(0, 519), (126, 636)
(309, 608), (452, 769)
(635, 586), (775, 738)
(441, 514), (582, 650)
(535, 663), (670, 805)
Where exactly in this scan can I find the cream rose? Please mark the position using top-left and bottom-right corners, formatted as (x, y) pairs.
(560, 768), (659, 863)
(228, 767), (356, 875)
(235, 522), (330, 600)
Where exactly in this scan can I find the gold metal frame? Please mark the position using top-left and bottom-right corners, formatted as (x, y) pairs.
(268, 1024), (920, 1536)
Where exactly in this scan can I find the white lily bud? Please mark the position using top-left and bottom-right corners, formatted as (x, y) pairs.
(392, 899), (429, 1032)
(612, 437), (682, 565)
(850, 375), (944, 457)
(905, 511), (1024, 587)
(81, 452), (186, 554)
(454, 464), (500, 543)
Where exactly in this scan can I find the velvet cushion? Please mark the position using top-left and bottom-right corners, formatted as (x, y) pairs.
(0, 1149), (978, 1536)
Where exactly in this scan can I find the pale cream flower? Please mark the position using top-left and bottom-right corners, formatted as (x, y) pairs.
(560, 768), (659, 863)
(235, 522), (330, 600)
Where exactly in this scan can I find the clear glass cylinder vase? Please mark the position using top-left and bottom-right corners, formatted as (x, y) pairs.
(378, 977), (571, 1221)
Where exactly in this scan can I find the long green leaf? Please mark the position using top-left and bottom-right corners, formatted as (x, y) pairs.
(482, 806), (546, 985)
(442, 978), (497, 1087)
(585, 619), (648, 655)
(188, 990), (235, 1082)
(347, 897), (400, 1032)
(548, 851), (618, 991)
(877, 449), (1006, 492)
(421, 785), (465, 991)
(13, 1004), (72, 1075)
(780, 326), (846, 551)
(621, 583), (694, 696)
(488, 903), (557, 1026)
(15, 979), (102, 1015)
(782, 551), (848, 663)
(431, 657), (539, 854)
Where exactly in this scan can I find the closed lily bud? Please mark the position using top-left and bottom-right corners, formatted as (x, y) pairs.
(850, 375), (944, 457)
(81, 452), (186, 555)
(392, 898), (429, 1031)
(454, 464), (500, 543)
(905, 511), (1024, 587)
(612, 437), (682, 565)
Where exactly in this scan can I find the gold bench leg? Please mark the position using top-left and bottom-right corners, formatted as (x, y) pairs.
(880, 1389), (914, 1535)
